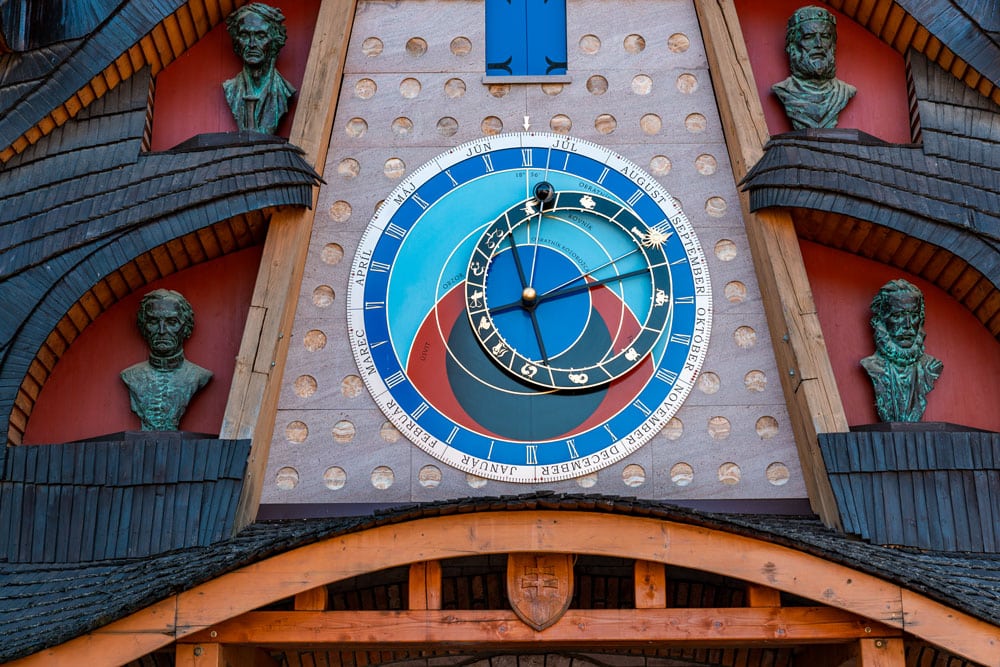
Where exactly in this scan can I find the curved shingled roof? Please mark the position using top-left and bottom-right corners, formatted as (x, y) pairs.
(742, 51), (1000, 335)
(0, 67), (320, 447)
(1, 494), (998, 663)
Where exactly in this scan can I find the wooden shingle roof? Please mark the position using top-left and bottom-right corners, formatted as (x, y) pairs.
(1, 494), (999, 663)
(742, 51), (1000, 336)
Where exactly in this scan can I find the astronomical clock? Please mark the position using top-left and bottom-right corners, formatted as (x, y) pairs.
(265, 0), (805, 506)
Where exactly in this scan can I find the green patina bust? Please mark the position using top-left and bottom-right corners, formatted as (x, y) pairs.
(223, 3), (295, 135)
(861, 279), (943, 422)
(120, 289), (212, 431)
(772, 6), (856, 129)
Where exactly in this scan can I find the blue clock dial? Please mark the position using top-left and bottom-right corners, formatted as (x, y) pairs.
(347, 133), (711, 482)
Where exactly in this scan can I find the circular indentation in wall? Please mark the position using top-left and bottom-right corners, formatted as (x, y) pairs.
(756, 415), (779, 439)
(285, 420), (307, 443)
(312, 285), (335, 307)
(303, 330), (327, 352)
(663, 417), (683, 440)
(371, 465), (395, 489)
(640, 113), (662, 135)
(624, 34), (646, 53)
(321, 242), (344, 264)
(276, 466), (299, 490)
(576, 473), (598, 488)
(445, 77), (466, 98)
(332, 420), (355, 443)
(668, 33), (690, 53)
(745, 370), (767, 392)
(482, 116), (503, 134)
(697, 371), (720, 394)
(622, 464), (646, 487)
(550, 115), (572, 134)
(399, 78), (421, 98)
(392, 117), (414, 136)
(714, 239), (737, 261)
(345, 117), (367, 138)
(649, 155), (671, 176)
(437, 117), (458, 136)
(725, 281), (747, 303)
(293, 375), (317, 398)
(595, 114), (617, 134)
(735, 326), (757, 349)
(419, 465), (442, 488)
(706, 197), (727, 217)
(329, 201), (352, 223)
(579, 34), (601, 54)
(341, 375), (364, 398)
(488, 84), (510, 98)
(539, 82), (563, 97)
(587, 75), (608, 95)
(466, 473), (487, 488)
(324, 466), (347, 490)
(718, 462), (741, 485)
(670, 462), (693, 486)
(708, 416), (731, 439)
(632, 74), (652, 95)
(766, 462), (790, 486)
(362, 37), (383, 57)
(380, 421), (401, 443)
(337, 158), (360, 178)
(355, 78), (377, 99)
(676, 73), (698, 94)
(450, 36), (472, 56)
(384, 157), (406, 179)
(406, 37), (427, 57)
(685, 113), (707, 133)
(695, 154), (718, 175)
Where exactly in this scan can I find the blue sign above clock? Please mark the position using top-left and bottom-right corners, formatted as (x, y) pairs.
(347, 133), (711, 482)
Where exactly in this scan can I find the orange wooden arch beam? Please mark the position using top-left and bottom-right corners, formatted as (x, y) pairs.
(10, 512), (999, 666)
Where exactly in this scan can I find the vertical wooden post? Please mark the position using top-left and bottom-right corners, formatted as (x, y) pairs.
(858, 638), (906, 666)
(693, 0), (846, 528)
(409, 560), (443, 610)
(633, 560), (667, 608)
(222, 0), (359, 532)
(295, 585), (329, 611)
(745, 583), (781, 607)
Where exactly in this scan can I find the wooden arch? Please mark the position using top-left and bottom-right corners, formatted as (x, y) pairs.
(11, 511), (998, 666)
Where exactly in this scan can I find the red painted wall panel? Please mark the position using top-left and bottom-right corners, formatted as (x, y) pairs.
(801, 240), (1000, 431)
(149, 0), (320, 151)
(23, 247), (263, 443)
(735, 0), (912, 144)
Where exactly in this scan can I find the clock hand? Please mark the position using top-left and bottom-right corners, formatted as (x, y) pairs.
(538, 264), (656, 303)
(505, 229), (551, 364)
(527, 182), (555, 286)
(539, 247), (644, 298)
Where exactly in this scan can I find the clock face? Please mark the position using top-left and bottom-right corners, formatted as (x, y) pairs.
(347, 133), (711, 482)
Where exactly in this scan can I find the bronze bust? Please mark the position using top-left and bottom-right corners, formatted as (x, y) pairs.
(120, 289), (212, 431)
(222, 3), (295, 135)
(772, 6), (856, 129)
(861, 279), (943, 422)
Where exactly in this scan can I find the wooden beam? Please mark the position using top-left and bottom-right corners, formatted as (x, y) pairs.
(634, 560), (667, 609)
(408, 561), (442, 610)
(222, 0), (358, 532)
(177, 643), (280, 667)
(294, 586), (329, 611)
(185, 608), (898, 647)
(857, 638), (905, 666)
(694, 0), (847, 528)
(13, 513), (1000, 666)
(745, 584), (781, 608)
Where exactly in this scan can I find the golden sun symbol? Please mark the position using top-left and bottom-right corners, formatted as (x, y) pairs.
(640, 228), (672, 248)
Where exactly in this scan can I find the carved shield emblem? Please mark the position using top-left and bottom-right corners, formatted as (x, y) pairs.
(506, 553), (574, 631)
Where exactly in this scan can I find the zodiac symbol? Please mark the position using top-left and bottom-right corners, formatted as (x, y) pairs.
(522, 200), (538, 216)
(491, 340), (509, 357)
(636, 227), (672, 248)
(469, 289), (485, 308)
(568, 372), (589, 384)
(624, 347), (639, 361)
(580, 195), (596, 210)
(520, 363), (538, 378)
(470, 262), (486, 277)
(655, 289), (668, 306)
(477, 316), (491, 332)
